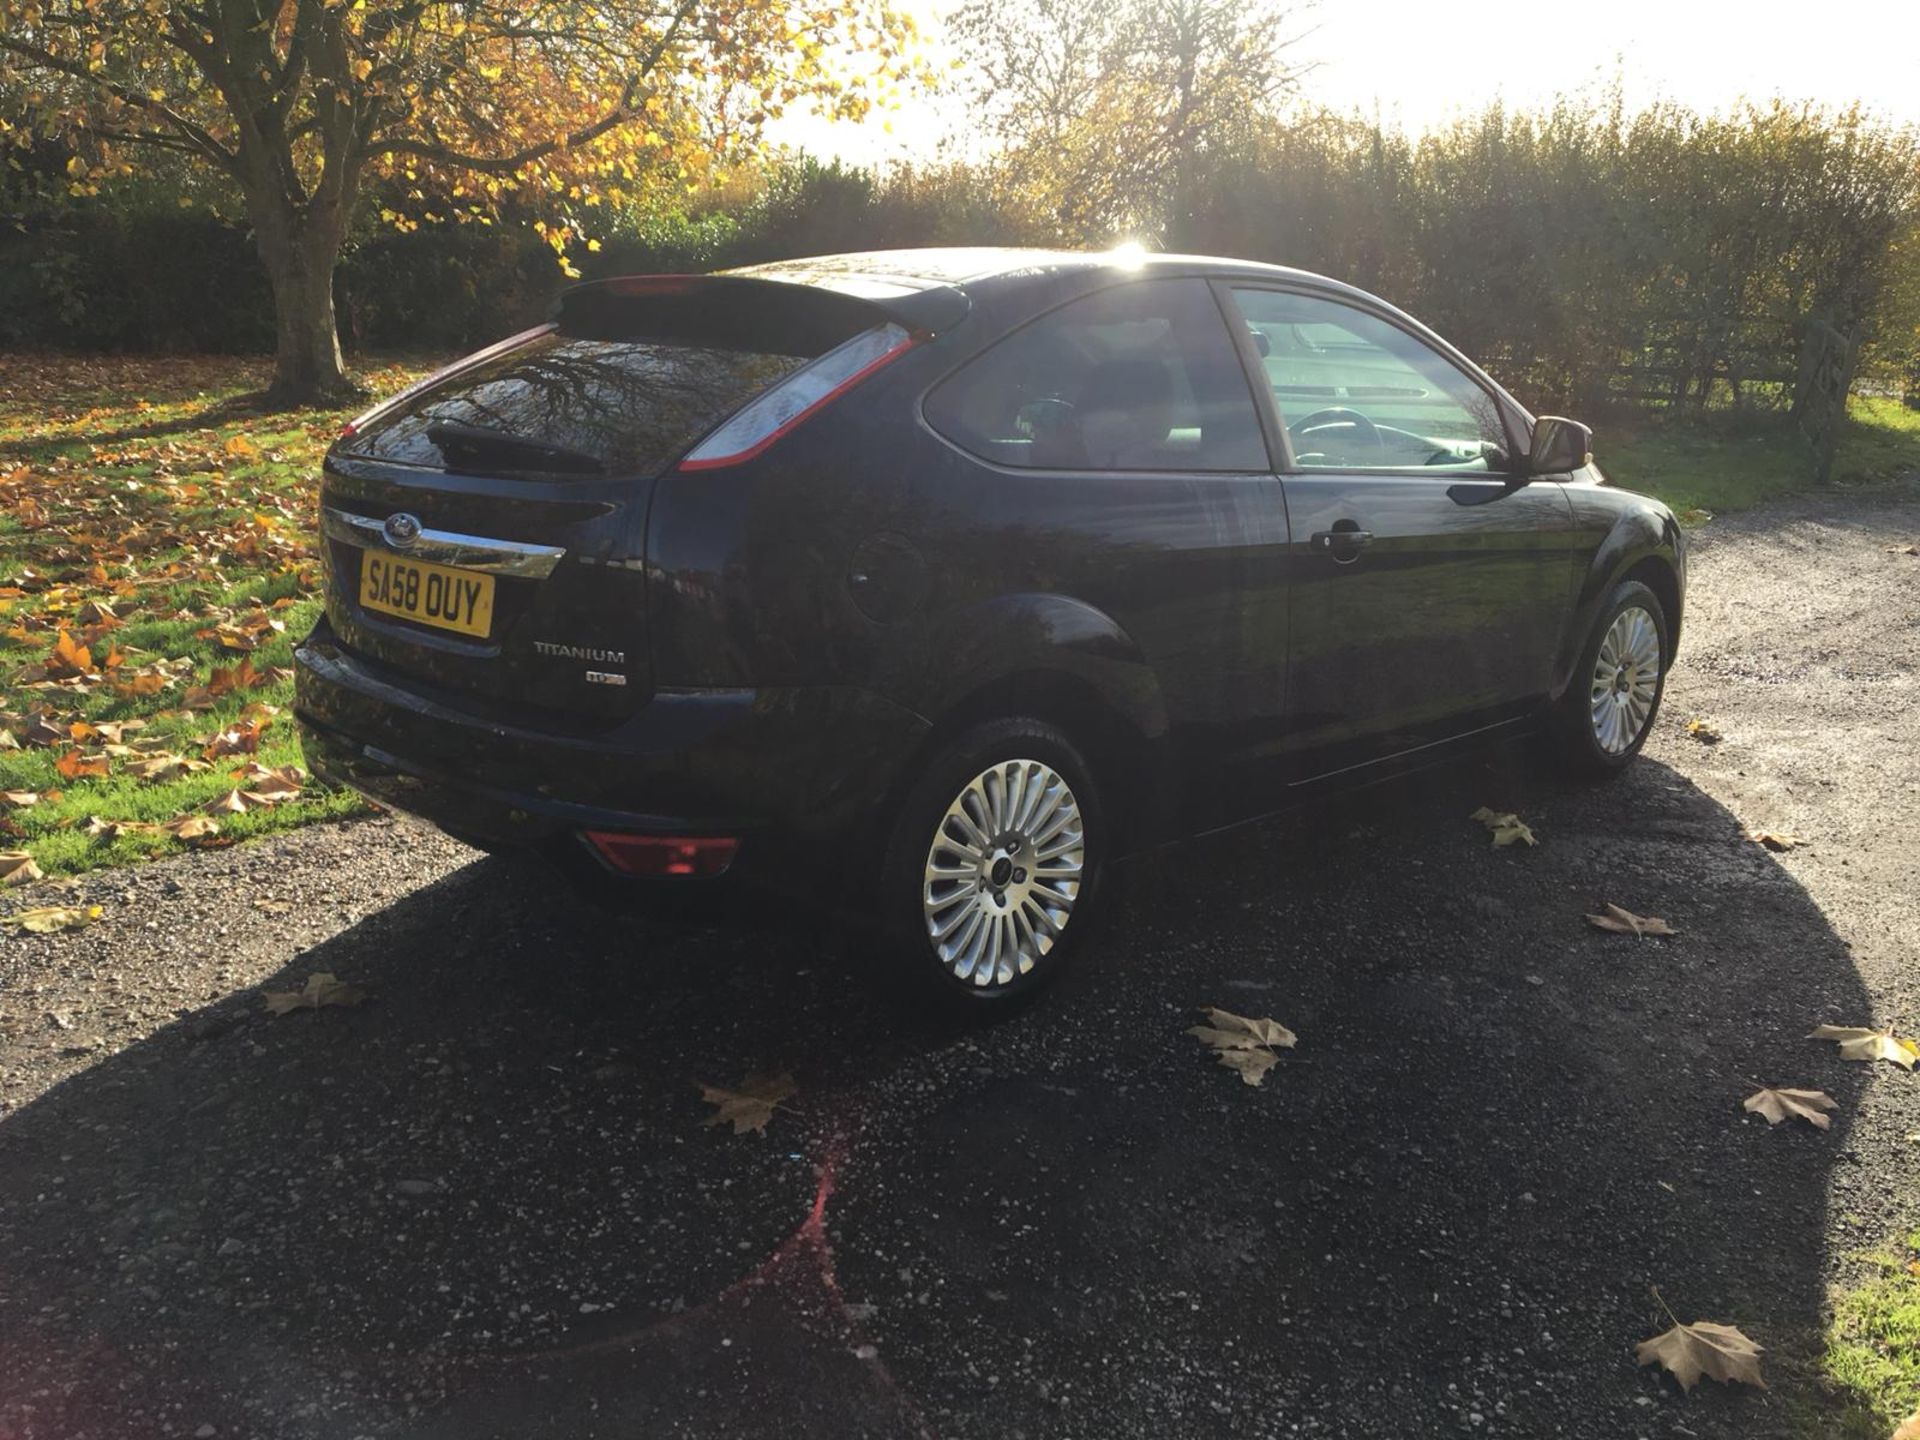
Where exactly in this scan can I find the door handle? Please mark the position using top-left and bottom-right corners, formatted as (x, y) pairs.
(1310, 527), (1374, 560)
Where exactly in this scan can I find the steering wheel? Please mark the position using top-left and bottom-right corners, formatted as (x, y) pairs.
(1290, 406), (1384, 452)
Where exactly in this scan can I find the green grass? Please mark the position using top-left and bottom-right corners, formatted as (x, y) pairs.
(1786, 1230), (1920, 1437)
(1606, 395), (1920, 519)
(0, 352), (438, 879)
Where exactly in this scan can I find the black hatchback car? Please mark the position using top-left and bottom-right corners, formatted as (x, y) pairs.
(296, 247), (1684, 1007)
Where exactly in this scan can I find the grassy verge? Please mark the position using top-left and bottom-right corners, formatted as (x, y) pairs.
(1606, 395), (1920, 518)
(0, 352), (437, 880)
(1787, 1231), (1920, 1437)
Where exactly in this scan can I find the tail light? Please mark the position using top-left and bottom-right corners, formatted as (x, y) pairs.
(584, 831), (740, 878)
(678, 323), (918, 471)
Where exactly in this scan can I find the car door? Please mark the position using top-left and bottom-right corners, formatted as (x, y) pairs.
(915, 275), (1292, 829)
(1222, 285), (1576, 776)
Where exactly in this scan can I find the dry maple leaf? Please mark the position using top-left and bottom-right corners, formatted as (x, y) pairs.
(44, 630), (93, 679)
(54, 748), (110, 780)
(167, 816), (223, 845)
(698, 1072), (797, 1135)
(1190, 1006), (1298, 1050)
(1470, 806), (1537, 847)
(1748, 829), (1805, 852)
(1807, 1024), (1919, 1070)
(262, 972), (369, 1016)
(200, 718), (267, 761)
(1585, 904), (1678, 938)
(21, 715), (66, 747)
(1635, 1306), (1766, 1392)
(1742, 1087), (1838, 1130)
(1887, 543), (1920, 557)
(1893, 1411), (1920, 1440)
(1685, 718), (1722, 744)
(126, 752), (207, 782)
(201, 782), (295, 814)
(232, 761), (303, 796)
(0, 851), (45, 887)
(2, 904), (103, 935)
(1189, 1006), (1298, 1088)
(110, 671), (171, 699)
(2, 790), (39, 809)
(84, 816), (164, 841)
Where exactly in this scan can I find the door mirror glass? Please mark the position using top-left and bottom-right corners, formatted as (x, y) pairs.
(1528, 415), (1593, 476)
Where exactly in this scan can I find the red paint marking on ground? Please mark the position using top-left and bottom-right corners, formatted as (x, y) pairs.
(484, 1128), (941, 1438)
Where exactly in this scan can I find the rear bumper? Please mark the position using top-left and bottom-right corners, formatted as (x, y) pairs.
(293, 621), (931, 882)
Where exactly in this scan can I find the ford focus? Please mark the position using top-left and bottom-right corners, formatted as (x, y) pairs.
(295, 248), (1685, 1009)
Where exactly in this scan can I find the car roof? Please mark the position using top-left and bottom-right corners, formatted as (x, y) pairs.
(724, 247), (1367, 301)
(712, 247), (1526, 419)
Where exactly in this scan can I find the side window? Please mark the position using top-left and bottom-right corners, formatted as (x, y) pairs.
(926, 278), (1267, 473)
(1228, 289), (1513, 473)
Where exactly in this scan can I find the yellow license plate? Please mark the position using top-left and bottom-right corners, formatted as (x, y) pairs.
(359, 553), (496, 638)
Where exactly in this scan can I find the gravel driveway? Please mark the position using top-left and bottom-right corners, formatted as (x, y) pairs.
(3, 482), (1918, 1440)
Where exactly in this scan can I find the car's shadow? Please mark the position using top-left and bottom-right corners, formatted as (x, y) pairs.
(0, 743), (1872, 1439)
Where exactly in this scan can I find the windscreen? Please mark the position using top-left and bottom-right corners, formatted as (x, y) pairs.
(339, 330), (811, 476)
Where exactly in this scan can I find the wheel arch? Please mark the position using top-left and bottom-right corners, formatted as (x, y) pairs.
(1552, 509), (1685, 700)
(866, 590), (1176, 870)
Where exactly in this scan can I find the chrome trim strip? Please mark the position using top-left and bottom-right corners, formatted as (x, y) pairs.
(321, 507), (566, 580)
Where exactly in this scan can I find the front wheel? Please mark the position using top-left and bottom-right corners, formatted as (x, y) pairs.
(1552, 578), (1669, 774)
(878, 718), (1108, 1012)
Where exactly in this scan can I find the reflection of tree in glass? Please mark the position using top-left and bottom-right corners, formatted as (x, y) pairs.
(355, 338), (804, 476)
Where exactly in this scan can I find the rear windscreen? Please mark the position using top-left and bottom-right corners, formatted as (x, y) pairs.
(340, 331), (810, 476)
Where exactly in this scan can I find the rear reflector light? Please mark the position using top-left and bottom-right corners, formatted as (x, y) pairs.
(340, 322), (557, 439)
(678, 322), (917, 471)
(584, 832), (740, 878)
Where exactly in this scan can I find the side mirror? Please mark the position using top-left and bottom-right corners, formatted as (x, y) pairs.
(1528, 415), (1593, 476)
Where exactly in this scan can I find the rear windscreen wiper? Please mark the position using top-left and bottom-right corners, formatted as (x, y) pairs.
(425, 419), (605, 476)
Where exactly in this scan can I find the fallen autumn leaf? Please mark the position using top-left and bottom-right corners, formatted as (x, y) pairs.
(1742, 1087), (1838, 1130)
(1470, 806), (1537, 847)
(1189, 1006), (1299, 1088)
(2, 904), (103, 934)
(0, 851), (45, 886)
(699, 1072), (797, 1135)
(262, 972), (369, 1016)
(1635, 1313), (1766, 1392)
(1585, 903), (1678, 938)
(1808, 1024), (1919, 1070)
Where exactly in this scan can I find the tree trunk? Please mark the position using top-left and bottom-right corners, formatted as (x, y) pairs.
(248, 189), (358, 408)
(260, 234), (354, 407)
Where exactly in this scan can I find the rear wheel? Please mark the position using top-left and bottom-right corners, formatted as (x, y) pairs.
(879, 718), (1108, 1011)
(1553, 578), (1669, 774)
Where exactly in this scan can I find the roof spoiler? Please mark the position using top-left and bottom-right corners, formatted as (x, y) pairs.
(554, 274), (971, 353)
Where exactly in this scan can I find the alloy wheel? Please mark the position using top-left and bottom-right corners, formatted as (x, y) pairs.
(921, 758), (1085, 987)
(1589, 604), (1661, 754)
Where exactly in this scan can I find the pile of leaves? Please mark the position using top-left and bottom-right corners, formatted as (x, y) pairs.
(0, 354), (436, 876)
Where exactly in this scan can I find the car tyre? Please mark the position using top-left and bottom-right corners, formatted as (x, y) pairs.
(1553, 578), (1669, 775)
(878, 717), (1108, 1013)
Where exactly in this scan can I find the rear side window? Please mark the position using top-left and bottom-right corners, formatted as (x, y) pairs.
(341, 330), (808, 476)
(925, 278), (1268, 473)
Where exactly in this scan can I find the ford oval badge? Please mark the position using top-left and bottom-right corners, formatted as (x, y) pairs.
(383, 512), (423, 550)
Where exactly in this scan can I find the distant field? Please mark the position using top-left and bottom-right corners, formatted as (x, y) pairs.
(3, 353), (1918, 879)
(1606, 396), (1920, 518)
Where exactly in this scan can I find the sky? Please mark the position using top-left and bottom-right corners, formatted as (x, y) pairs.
(771, 0), (1920, 163)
